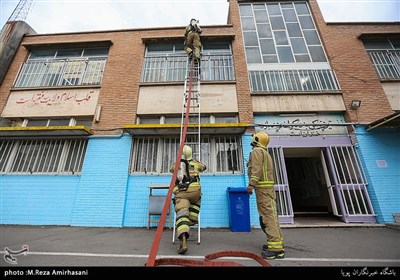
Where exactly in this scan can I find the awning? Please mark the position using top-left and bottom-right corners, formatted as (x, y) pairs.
(366, 111), (400, 131)
(0, 126), (93, 138)
(123, 123), (248, 136)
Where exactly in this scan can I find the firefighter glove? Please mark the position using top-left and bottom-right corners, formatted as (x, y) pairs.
(247, 184), (255, 195)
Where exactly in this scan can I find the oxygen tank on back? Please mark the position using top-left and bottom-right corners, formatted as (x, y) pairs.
(176, 145), (192, 191)
(177, 156), (187, 183)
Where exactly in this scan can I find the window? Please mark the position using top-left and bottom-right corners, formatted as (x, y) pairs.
(130, 136), (243, 174)
(239, 2), (340, 93)
(23, 117), (93, 128)
(15, 48), (109, 88)
(0, 139), (88, 174)
(249, 69), (340, 92)
(26, 119), (71, 127)
(141, 43), (234, 82)
(0, 118), (14, 127)
(239, 2), (327, 64)
(136, 115), (238, 124)
(363, 36), (400, 80)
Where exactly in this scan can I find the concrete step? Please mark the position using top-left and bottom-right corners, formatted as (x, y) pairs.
(385, 223), (400, 231)
(393, 213), (400, 224)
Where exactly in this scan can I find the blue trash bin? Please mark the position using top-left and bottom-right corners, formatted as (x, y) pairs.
(227, 187), (251, 232)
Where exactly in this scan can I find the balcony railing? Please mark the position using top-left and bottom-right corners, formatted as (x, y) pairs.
(141, 54), (234, 83)
(249, 69), (340, 93)
(368, 50), (400, 80)
(14, 57), (107, 88)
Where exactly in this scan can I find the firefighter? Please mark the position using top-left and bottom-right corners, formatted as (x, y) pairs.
(170, 145), (206, 254)
(184, 18), (202, 63)
(247, 131), (285, 259)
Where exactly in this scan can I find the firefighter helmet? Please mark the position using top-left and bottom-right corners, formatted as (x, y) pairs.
(251, 131), (270, 149)
(183, 145), (193, 160)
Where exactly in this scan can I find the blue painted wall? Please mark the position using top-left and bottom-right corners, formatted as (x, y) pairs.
(0, 135), (250, 228)
(8, 130), (393, 228)
(0, 132), (258, 229)
(0, 175), (79, 225)
(71, 135), (131, 227)
(355, 126), (400, 224)
(123, 174), (246, 228)
(122, 135), (251, 229)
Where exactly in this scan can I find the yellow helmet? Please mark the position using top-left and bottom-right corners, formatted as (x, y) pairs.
(182, 145), (192, 160)
(251, 131), (270, 149)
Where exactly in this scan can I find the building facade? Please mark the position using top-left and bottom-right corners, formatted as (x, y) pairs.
(1, 0), (399, 228)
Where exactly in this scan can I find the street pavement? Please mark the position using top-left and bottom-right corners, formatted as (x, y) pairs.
(1, 225), (399, 277)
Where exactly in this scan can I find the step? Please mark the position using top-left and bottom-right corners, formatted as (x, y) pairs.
(393, 213), (400, 224)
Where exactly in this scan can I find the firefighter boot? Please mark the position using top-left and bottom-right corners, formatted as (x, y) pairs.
(261, 250), (285, 260)
(177, 234), (188, 255)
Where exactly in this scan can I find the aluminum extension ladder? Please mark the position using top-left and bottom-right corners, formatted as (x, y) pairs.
(172, 56), (201, 244)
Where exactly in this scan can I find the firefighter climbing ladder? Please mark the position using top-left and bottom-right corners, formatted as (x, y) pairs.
(171, 56), (202, 244)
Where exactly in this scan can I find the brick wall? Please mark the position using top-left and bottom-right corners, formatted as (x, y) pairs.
(229, 0), (254, 127)
(0, 25), (236, 135)
(309, 0), (398, 123)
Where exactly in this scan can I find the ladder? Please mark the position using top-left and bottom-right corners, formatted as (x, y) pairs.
(172, 56), (202, 244)
(180, 57), (201, 160)
(146, 56), (202, 266)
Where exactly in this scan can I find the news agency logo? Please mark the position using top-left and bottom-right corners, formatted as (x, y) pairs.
(3, 245), (29, 265)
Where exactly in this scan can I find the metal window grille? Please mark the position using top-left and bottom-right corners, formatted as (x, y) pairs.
(215, 136), (243, 173)
(249, 69), (340, 92)
(367, 50), (400, 80)
(269, 146), (292, 220)
(130, 136), (242, 174)
(0, 139), (88, 174)
(141, 54), (234, 83)
(328, 146), (374, 216)
(14, 58), (107, 88)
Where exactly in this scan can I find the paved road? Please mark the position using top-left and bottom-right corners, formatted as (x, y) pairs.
(1, 225), (399, 277)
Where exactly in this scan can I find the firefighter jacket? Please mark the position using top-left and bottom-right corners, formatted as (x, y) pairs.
(170, 159), (206, 193)
(247, 146), (274, 188)
(184, 23), (202, 37)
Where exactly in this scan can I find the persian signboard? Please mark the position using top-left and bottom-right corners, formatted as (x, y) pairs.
(254, 114), (347, 136)
(2, 89), (99, 118)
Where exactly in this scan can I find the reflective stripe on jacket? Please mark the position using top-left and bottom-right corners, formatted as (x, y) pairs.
(247, 147), (274, 188)
(186, 160), (206, 189)
(171, 159), (206, 192)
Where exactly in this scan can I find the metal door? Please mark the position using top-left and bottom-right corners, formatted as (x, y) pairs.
(269, 146), (293, 224)
(323, 145), (376, 223)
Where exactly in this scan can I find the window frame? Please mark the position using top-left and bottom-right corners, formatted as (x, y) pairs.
(0, 138), (88, 175)
(15, 47), (109, 88)
(239, 1), (328, 64)
(130, 135), (243, 175)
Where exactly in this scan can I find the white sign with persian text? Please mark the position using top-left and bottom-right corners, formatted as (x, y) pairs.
(254, 114), (348, 137)
(2, 89), (100, 118)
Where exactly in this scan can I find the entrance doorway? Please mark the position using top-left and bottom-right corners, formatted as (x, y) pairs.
(284, 148), (334, 220)
(269, 144), (376, 224)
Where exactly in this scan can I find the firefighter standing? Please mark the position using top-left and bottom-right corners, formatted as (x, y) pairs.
(247, 131), (285, 259)
(170, 145), (206, 254)
(184, 18), (202, 63)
